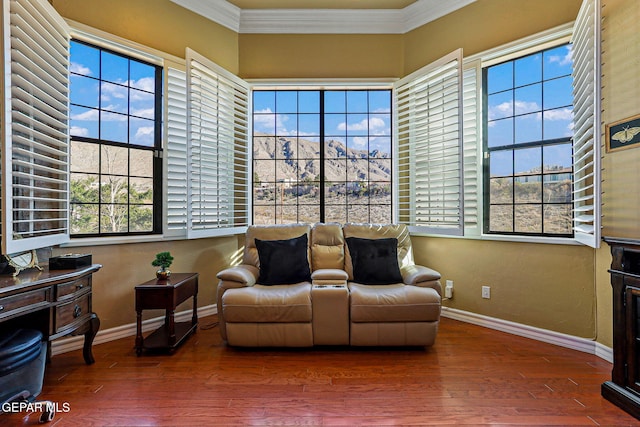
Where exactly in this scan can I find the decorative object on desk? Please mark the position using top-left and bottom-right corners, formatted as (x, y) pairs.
(606, 113), (640, 152)
(152, 251), (173, 279)
(49, 253), (92, 270)
(6, 249), (41, 277)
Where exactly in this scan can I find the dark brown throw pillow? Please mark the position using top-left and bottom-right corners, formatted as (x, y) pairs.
(346, 236), (403, 285)
(255, 233), (311, 285)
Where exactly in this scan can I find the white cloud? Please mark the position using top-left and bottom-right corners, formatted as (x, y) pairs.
(544, 108), (573, 121)
(352, 137), (367, 148)
(130, 77), (155, 92)
(132, 108), (154, 119)
(70, 126), (89, 137)
(71, 109), (98, 121)
(70, 62), (91, 76)
(135, 126), (154, 139)
(548, 46), (573, 67)
(338, 117), (387, 133)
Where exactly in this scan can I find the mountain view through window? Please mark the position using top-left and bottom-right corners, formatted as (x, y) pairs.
(253, 89), (392, 225)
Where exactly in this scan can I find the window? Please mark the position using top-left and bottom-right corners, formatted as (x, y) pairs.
(252, 89), (392, 225)
(69, 40), (162, 236)
(484, 43), (574, 236)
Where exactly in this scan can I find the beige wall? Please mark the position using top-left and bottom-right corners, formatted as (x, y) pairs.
(48, 0), (640, 346)
(239, 34), (403, 79)
(52, 0), (239, 73)
(52, 237), (243, 330)
(595, 0), (640, 347)
(403, 0), (582, 74)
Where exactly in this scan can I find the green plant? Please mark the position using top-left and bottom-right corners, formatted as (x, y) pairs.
(151, 252), (174, 269)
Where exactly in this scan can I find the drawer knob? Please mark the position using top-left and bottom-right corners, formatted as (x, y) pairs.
(76, 284), (84, 290)
(73, 304), (82, 318)
(0, 305), (3, 311)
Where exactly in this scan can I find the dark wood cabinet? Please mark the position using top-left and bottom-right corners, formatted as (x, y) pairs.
(602, 237), (640, 419)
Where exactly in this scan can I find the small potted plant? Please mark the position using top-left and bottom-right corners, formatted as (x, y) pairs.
(152, 251), (174, 280)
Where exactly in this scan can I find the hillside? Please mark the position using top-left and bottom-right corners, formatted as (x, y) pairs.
(253, 132), (391, 183)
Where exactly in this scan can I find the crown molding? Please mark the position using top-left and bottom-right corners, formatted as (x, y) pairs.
(170, 0), (241, 32)
(170, 0), (476, 34)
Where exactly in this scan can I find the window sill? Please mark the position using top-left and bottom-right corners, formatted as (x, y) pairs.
(61, 234), (182, 248)
(409, 231), (581, 246)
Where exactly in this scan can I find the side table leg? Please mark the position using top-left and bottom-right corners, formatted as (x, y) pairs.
(135, 310), (143, 356)
(167, 310), (176, 346)
(83, 313), (100, 364)
(192, 292), (198, 327)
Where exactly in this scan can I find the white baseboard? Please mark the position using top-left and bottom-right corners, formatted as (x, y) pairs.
(51, 304), (218, 357)
(441, 306), (613, 363)
(52, 304), (613, 364)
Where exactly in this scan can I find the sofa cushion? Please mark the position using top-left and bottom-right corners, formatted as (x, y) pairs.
(345, 237), (403, 285)
(349, 283), (441, 322)
(255, 233), (311, 285)
(222, 283), (313, 323)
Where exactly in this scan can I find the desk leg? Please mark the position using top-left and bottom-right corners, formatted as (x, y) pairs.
(83, 313), (100, 365)
(135, 310), (143, 356)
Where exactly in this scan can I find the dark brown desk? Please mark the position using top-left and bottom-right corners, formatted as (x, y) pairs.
(135, 273), (198, 355)
(0, 264), (102, 364)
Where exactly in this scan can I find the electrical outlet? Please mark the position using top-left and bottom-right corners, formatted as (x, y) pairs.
(445, 280), (453, 298)
(482, 286), (491, 299)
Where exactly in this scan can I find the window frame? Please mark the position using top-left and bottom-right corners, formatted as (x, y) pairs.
(481, 42), (575, 238)
(250, 85), (395, 225)
(68, 38), (164, 238)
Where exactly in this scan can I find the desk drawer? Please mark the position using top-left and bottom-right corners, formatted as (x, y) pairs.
(0, 289), (49, 320)
(56, 293), (90, 333)
(56, 277), (91, 300)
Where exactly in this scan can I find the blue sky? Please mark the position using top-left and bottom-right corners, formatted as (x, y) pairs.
(253, 90), (392, 155)
(487, 44), (574, 177)
(69, 41), (156, 147)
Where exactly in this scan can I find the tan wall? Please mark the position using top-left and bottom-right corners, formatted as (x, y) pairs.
(403, 0), (582, 74)
(52, 0), (239, 73)
(595, 0), (640, 347)
(238, 34), (403, 79)
(52, 237), (243, 330)
(413, 237), (596, 337)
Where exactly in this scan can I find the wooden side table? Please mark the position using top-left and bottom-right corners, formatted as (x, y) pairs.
(135, 273), (198, 356)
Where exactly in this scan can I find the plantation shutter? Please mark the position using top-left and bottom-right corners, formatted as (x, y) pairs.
(186, 48), (250, 238)
(571, 0), (601, 248)
(1, 0), (70, 253)
(394, 49), (464, 235)
(165, 65), (188, 234)
(462, 60), (481, 234)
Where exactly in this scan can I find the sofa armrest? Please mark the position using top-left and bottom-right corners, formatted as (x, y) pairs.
(401, 264), (441, 285)
(311, 268), (348, 285)
(216, 264), (259, 286)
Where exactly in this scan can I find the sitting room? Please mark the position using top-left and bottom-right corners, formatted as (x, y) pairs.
(1, 0), (640, 425)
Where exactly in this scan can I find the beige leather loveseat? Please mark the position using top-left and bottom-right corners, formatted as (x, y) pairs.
(216, 223), (441, 347)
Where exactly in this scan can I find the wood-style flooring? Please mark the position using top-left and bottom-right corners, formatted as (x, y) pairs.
(3, 316), (639, 426)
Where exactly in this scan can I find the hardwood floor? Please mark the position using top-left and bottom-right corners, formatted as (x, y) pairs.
(3, 316), (639, 426)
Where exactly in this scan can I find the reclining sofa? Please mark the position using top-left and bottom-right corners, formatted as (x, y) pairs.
(216, 223), (442, 347)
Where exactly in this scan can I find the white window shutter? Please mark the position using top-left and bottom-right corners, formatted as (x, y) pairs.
(462, 59), (481, 235)
(1, 0), (70, 254)
(186, 48), (250, 238)
(571, 0), (601, 248)
(165, 66), (188, 234)
(394, 49), (464, 235)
